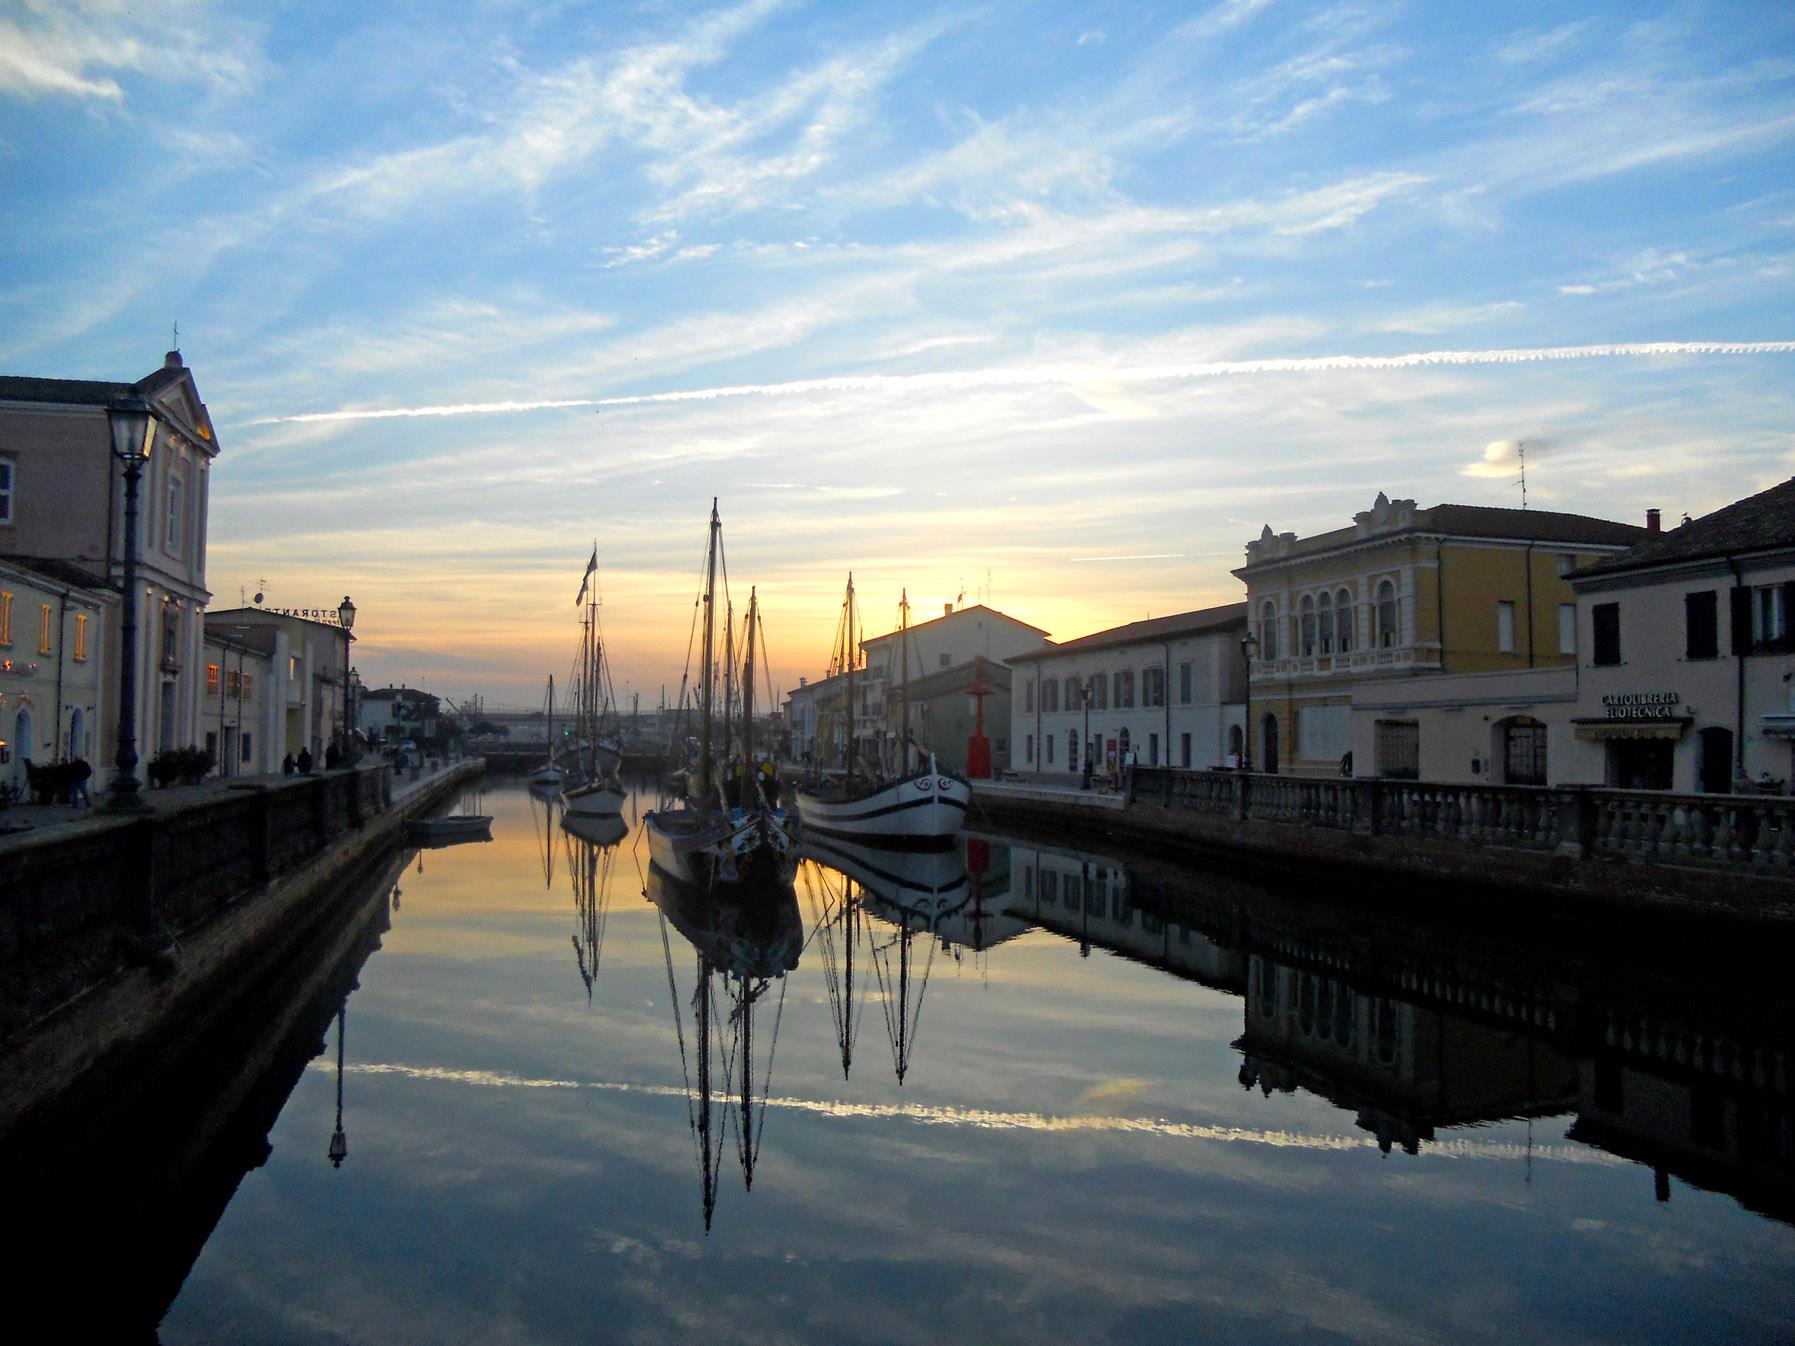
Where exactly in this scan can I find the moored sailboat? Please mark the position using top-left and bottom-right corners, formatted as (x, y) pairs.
(527, 675), (566, 786)
(795, 581), (970, 848)
(643, 501), (797, 886)
(561, 548), (626, 817)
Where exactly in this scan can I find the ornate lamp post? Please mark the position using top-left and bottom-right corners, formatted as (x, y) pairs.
(106, 395), (155, 809)
(328, 1003), (348, 1167)
(1240, 630), (1260, 772)
(337, 596), (356, 761)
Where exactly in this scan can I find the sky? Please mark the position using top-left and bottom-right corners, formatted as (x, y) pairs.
(2, 0), (1793, 707)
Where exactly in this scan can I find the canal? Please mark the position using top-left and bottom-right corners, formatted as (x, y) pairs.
(24, 779), (1795, 1342)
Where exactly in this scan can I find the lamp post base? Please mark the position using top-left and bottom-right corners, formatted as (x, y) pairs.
(108, 773), (149, 812)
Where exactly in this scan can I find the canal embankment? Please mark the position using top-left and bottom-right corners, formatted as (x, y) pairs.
(973, 767), (1795, 926)
(0, 756), (481, 1140)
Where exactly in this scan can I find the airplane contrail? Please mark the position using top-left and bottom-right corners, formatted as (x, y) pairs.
(247, 340), (1795, 426)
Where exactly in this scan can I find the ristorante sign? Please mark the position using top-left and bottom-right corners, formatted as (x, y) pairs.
(1601, 691), (1682, 721)
(267, 606), (345, 626)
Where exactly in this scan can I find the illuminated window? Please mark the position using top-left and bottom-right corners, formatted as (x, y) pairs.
(0, 590), (11, 645)
(38, 602), (52, 654)
(0, 457), (12, 524)
(206, 662), (220, 694)
(243, 671), (254, 697)
(289, 655), (301, 683)
(74, 613), (87, 662)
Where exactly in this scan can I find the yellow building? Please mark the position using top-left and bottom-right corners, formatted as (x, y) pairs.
(1233, 493), (1645, 777)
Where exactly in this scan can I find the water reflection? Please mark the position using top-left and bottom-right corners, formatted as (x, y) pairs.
(563, 810), (628, 1000)
(645, 862), (802, 1231)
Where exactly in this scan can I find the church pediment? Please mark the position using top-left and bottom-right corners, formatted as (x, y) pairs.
(140, 356), (218, 455)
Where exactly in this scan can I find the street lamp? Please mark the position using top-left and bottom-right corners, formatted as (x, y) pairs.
(1240, 630), (1260, 772)
(337, 596), (356, 762)
(106, 395), (154, 809)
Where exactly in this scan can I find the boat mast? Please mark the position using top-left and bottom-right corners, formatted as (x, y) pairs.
(899, 588), (911, 775)
(546, 675), (555, 769)
(699, 499), (719, 801)
(845, 573), (857, 780)
(741, 586), (758, 790)
(723, 598), (736, 774)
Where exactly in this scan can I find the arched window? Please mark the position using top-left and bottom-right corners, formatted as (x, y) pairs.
(1259, 599), (1279, 661)
(1375, 579), (1398, 648)
(1299, 595), (1316, 657)
(1335, 588), (1355, 653)
(1317, 591), (1334, 654)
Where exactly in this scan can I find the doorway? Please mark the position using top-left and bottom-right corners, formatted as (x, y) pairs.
(1607, 738), (1674, 790)
(1261, 713), (1279, 773)
(1498, 716), (1548, 786)
(1697, 727), (1734, 794)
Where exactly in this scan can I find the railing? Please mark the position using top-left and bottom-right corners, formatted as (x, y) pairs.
(1127, 767), (1795, 875)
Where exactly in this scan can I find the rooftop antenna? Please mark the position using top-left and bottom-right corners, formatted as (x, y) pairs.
(1515, 441), (1528, 511)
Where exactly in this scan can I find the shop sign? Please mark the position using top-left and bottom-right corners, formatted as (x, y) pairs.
(1601, 691), (1681, 721)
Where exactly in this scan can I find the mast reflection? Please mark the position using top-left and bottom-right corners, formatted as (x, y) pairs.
(562, 812), (628, 1001)
(646, 862), (801, 1232)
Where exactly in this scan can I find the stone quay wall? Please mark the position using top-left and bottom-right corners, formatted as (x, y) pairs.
(974, 769), (1795, 925)
(0, 760), (480, 1136)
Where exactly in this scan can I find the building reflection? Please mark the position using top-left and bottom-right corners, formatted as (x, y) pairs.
(645, 862), (801, 1232)
(978, 831), (1795, 1225)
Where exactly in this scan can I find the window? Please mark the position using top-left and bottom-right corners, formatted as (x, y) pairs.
(166, 474), (184, 556)
(1025, 733), (1034, 765)
(1259, 599), (1279, 661)
(1375, 580), (1399, 648)
(1299, 704), (1352, 761)
(226, 668), (240, 695)
(1025, 680), (1034, 713)
(1087, 673), (1108, 711)
(38, 602), (52, 654)
(1335, 589), (1355, 652)
(1591, 602), (1621, 666)
(1317, 591), (1334, 654)
(1749, 584), (1791, 650)
(939, 652), (949, 667)
(1148, 732), (1159, 767)
(1046, 734), (1054, 764)
(1497, 600), (1516, 653)
(1180, 732), (1191, 768)
(1178, 661), (1192, 704)
(1042, 678), (1058, 713)
(206, 662), (220, 694)
(73, 613), (87, 662)
(1375, 719), (1420, 780)
(1143, 666), (1164, 707)
(241, 732), (253, 763)
(1558, 603), (1575, 656)
(1115, 669), (1134, 708)
(1299, 595), (1316, 656)
(0, 457), (12, 524)
(243, 671), (254, 697)
(1685, 590), (1718, 660)
(289, 655), (302, 683)
(161, 604), (179, 664)
(0, 590), (10, 644)
(1556, 554), (1579, 578)
(1063, 674), (1080, 707)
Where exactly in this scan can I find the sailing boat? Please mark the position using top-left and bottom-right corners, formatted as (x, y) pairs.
(647, 862), (800, 1231)
(564, 809), (627, 999)
(561, 550), (625, 817)
(795, 580), (970, 848)
(527, 675), (566, 786)
(643, 501), (797, 886)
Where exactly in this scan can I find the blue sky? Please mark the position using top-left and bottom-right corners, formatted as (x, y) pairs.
(3, 0), (1793, 701)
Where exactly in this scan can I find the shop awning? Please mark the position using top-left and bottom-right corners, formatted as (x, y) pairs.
(1573, 717), (1692, 742)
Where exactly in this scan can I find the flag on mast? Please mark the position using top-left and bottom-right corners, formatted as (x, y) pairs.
(575, 547), (597, 605)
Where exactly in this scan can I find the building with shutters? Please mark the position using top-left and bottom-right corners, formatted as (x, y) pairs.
(0, 556), (114, 793)
(1560, 477), (1795, 793)
(1234, 492), (1646, 779)
(1006, 603), (1247, 778)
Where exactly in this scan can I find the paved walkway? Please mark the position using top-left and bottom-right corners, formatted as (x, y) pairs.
(0, 756), (477, 845)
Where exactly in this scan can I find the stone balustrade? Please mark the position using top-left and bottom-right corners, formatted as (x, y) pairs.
(1128, 767), (1795, 875)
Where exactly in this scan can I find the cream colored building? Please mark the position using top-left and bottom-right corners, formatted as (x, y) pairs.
(1561, 478), (1795, 793)
(1234, 492), (1644, 778)
(0, 556), (114, 791)
(201, 627), (277, 776)
(205, 608), (354, 763)
(0, 353), (219, 773)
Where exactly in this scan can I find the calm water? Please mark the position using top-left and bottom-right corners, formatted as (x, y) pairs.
(132, 781), (1795, 1343)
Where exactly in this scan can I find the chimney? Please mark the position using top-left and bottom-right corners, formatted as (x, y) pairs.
(944, 603), (953, 617)
(165, 349), (183, 369)
(1646, 508), (1661, 534)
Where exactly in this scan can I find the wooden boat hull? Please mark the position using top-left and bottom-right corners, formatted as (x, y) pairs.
(794, 770), (970, 847)
(561, 812), (629, 848)
(405, 815), (493, 844)
(561, 778), (625, 816)
(644, 804), (798, 886)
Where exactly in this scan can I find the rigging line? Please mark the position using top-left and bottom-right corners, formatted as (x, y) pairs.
(655, 909), (698, 1139)
(750, 973), (789, 1170)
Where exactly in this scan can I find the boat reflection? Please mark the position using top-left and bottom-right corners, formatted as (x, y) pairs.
(562, 812), (628, 1001)
(645, 862), (801, 1231)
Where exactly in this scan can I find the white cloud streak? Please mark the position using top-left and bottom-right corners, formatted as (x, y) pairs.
(248, 340), (1795, 426)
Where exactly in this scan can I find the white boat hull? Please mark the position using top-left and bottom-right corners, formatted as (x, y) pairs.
(795, 770), (970, 847)
(561, 778), (625, 816)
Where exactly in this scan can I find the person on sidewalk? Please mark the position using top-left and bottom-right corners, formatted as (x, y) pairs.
(297, 747), (315, 774)
(324, 740), (342, 771)
(282, 753), (297, 776)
